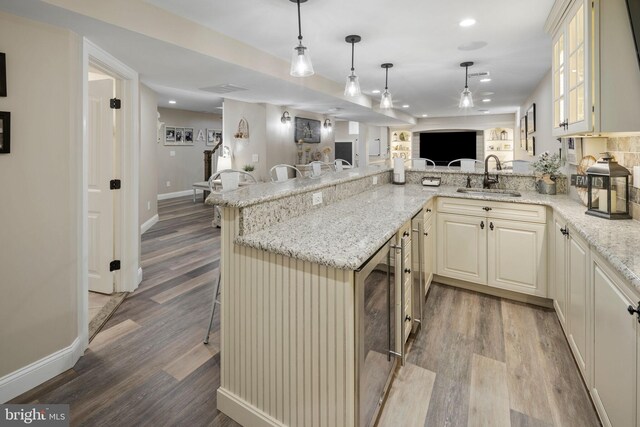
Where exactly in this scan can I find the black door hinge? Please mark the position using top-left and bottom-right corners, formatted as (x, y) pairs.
(110, 260), (121, 271)
(110, 98), (121, 109)
(110, 179), (121, 190)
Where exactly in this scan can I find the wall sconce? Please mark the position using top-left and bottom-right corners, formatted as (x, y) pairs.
(281, 111), (292, 126)
(323, 118), (332, 130)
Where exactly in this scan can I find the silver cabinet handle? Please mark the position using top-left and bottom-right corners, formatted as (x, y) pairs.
(413, 222), (423, 329)
(398, 235), (407, 366)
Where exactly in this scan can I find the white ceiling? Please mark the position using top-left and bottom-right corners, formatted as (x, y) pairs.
(0, 0), (555, 122)
(147, 0), (555, 118)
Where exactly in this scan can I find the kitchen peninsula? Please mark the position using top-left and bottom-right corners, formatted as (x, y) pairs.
(206, 167), (640, 427)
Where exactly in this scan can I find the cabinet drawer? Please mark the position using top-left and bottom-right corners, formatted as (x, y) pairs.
(488, 202), (546, 224)
(424, 199), (435, 221)
(437, 198), (488, 216)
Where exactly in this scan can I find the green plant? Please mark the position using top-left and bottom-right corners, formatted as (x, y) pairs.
(531, 151), (561, 177)
(243, 164), (255, 172)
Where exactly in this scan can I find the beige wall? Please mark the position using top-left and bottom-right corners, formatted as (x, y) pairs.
(0, 12), (81, 377)
(139, 84), (158, 225)
(607, 136), (640, 220)
(157, 107), (222, 194)
(516, 71), (554, 161)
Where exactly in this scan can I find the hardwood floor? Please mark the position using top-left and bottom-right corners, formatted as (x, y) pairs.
(13, 197), (600, 427)
(378, 284), (601, 427)
(12, 197), (238, 426)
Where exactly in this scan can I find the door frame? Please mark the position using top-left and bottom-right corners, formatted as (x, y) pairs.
(79, 39), (140, 350)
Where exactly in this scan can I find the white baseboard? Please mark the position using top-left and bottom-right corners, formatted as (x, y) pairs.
(157, 189), (201, 201)
(217, 388), (284, 427)
(0, 337), (82, 403)
(140, 214), (159, 234)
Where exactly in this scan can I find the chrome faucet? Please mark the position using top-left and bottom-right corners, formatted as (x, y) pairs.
(483, 154), (502, 189)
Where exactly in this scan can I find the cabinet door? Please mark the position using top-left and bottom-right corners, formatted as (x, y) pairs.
(592, 258), (638, 427)
(487, 218), (547, 296)
(565, 1), (592, 134)
(395, 226), (412, 350)
(436, 213), (487, 284)
(551, 218), (568, 328)
(567, 231), (590, 380)
(552, 29), (566, 135)
(423, 215), (434, 295)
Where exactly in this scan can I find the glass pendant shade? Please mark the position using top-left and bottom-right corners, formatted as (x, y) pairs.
(380, 89), (393, 109)
(344, 74), (361, 97)
(290, 43), (314, 77)
(459, 87), (474, 108)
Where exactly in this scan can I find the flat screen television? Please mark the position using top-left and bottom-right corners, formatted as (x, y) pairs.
(627, 0), (640, 67)
(419, 131), (477, 166)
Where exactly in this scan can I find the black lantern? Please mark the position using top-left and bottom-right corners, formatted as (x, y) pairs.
(586, 155), (632, 219)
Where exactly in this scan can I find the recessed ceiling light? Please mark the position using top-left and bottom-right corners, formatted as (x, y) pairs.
(372, 89), (381, 94)
(168, 100), (177, 104)
(483, 111), (490, 114)
(482, 98), (492, 103)
(459, 18), (476, 27)
(422, 114), (428, 117)
(402, 104), (410, 108)
(480, 78), (492, 83)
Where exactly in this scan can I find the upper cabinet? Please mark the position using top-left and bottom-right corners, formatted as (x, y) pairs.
(547, 0), (640, 136)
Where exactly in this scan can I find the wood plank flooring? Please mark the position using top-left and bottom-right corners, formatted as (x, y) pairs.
(13, 196), (600, 427)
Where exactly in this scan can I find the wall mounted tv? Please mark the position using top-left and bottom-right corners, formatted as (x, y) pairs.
(627, 0), (640, 68)
(419, 131), (477, 166)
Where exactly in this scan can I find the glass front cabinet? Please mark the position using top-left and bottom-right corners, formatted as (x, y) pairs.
(551, 0), (593, 136)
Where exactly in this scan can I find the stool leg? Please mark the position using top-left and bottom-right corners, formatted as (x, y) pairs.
(204, 269), (222, 344)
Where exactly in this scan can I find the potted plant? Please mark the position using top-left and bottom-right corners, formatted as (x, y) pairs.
(531, 151), (561, 194)
(242, 164), (255, 182)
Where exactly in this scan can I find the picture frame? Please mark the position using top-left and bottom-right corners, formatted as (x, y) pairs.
(206, 129), (222, 146)
(175, 128), (184, 143)
(184, 127), (194, 144)
(566, 137), (582, 165)
(527, 136), (536, 156)
(294, 117), (321, 143)
(527, 103), (536, 134)
(0, 53), (6, 97)
(520, 115), (527, 149)
(165, 126), (175, 144)
(0, 111), (10, 153)
(196, 129), (205, 142)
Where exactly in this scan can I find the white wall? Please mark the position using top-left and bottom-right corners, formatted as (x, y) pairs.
(157, 107), (222, 194)
(516, 70), (555, 160)
(0, 12), (82, 378)
(139, 84), (158, 225)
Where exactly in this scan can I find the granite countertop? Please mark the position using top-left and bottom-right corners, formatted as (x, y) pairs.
(205, 166), (390, 208)
(235, 184), (640, 292)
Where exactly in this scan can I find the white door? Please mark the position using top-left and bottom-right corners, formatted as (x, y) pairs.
(592, 259), (638, 427)
(436, 213), (487, 284)
(487, 218), (547, 296)
(88, 78), (115, 294)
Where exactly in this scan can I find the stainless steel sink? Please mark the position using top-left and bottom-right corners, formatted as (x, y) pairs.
(456, 188), (521, 197)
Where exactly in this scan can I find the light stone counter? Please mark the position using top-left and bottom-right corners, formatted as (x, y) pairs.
(235, 184), (640, 291)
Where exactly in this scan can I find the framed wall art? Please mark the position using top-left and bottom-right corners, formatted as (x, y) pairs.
(206, 129), (222, 146)
(0, 111), (10, 154)
(294, 117), (321, 143)
(175, 128), (184, 143)
(0, 53), (6, 97)
(184, 128), (194, 144)
(520, 115), (527, 150)
(527, 103), (536, 134)
(165, 126), (175, 144)
(527, 136), (536, 156)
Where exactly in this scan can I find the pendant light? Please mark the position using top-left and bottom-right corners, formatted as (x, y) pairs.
(380, 63), (394, 109)
(459, 61), (474, 108)
(344, 35), (362, 97)
(290, 0), (314, 77)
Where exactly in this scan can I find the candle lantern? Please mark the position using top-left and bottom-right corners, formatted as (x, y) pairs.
(586, 155), (632, 220)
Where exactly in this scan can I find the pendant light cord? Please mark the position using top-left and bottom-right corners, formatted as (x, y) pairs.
(465, 65), (469, 89)
(385, 67), (389, 90)
(297, 0), (303, 40)
(350, 41), (355, 73)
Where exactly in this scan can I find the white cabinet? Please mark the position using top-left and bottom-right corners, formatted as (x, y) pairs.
(547, 0), (640, 135)
(487, 218), (547, 297)
(412, 200), (435, 297)
(395, 221), (412, 346)
(551, 0), (591, 136)
(551, 215), (591, 380)
(436, 198), (547, 296)
(423, 214), (434, 295)
(591, 253), (639, 427)
(436, 212), (487, 285)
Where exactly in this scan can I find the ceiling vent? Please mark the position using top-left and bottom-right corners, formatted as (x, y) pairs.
(469, 71), (490, 78)
(200, 84), (248, 94)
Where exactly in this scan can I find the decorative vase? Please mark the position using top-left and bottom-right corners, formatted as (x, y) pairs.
(536, 175), (557, 195)
(297, 150), (303, 165)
